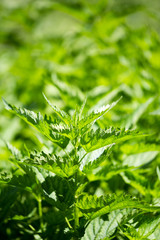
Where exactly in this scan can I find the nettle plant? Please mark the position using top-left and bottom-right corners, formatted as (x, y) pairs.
(1, 95), (160, 240)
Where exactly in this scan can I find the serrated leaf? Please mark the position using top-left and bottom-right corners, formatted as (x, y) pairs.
(0, 171), (42, 195)
(77, 194), (160, 220)
(43, 93), (71, 126)
(120, 171), (150, 195)
(9, 151), (78, 178)
(82, 210), (123, 240)
(121, 213), (160, 239)
(86, 164), (132, 182)
(29, 151), (78, 178)
(3, 99), (70, 148)
(5, 141), (22, 160)
(90, 195), (160, 221)
(77, 195), (107, 212)
(81, 127), (145, 152)
(79, 97), (122, 129)
(81, 146), (109, 172)
(42, 175), (74, 210)
(137, 214), (160, 238)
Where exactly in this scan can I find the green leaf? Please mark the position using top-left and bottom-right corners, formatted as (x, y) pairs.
(77, 195), (107, 214)
(121, 213), (160, 239)
(123, 151), (159, 167)
(81, 146), (111, 172)
(82, 210), (123, 240)
(0, 186), (18, 221)
(42, 175), (74, 210)
(136, 213), (160, 238)
(86, 164), (132, 182)
(9, 150), (78, 178)
(124, 97), (154, 129)
(77, 194), (160, 220)
(120, 171), (150, 195)
(90, 195), (160, 221)
(81, 127), (145, 152)
(43, 93), (71, 126)
(87, 87), (123, 120)
(150, 108), (160, 116)
(7, 208), (37, 221)
(79, 97), (122, 130)
(120, 142), (160, 155)
(5, 141), (22, 160)
(3, 99), (70, 148)
(52, 76), (85, 108)
(0, 168), (42, 195)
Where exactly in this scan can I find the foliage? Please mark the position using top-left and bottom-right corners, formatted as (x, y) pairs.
(1, 94), (160, 240)
(0, 0), (160, 239)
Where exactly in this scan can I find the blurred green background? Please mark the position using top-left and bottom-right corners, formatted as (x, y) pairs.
(0, 0), (160, 158)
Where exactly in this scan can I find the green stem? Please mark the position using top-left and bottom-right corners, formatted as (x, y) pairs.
(74, 172), (79, 230)
(65, 217), (73, 229)
(38, 198), (43, 231)
(73, 140), (79, 239)
(73, 203), (79, 240)
(74, 201), (79, 229)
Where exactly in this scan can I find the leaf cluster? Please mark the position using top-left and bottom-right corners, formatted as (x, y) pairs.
(1, 94), (160, 240)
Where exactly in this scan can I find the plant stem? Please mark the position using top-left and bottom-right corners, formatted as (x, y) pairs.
(74, 170), (79, 230)
(73, 138), (79, 239)
(38, 198), (43, 231)
(74, 202), (79, 229)
(73, 202), (79, 240)
(65, 217), (73, 229)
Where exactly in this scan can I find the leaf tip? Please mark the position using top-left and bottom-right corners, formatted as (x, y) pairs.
(2, 98), (12, 110)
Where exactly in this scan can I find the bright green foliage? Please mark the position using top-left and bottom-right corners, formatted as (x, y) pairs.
(0, 1), (160, 239)
(1, 95), (160, 240)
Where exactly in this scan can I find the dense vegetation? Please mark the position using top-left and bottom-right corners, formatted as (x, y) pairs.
(0, 0), (160, 239)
